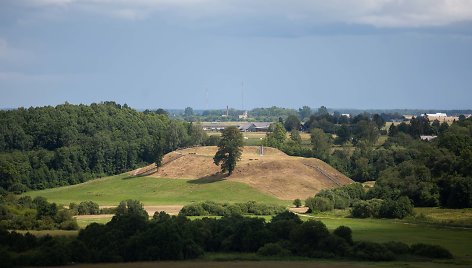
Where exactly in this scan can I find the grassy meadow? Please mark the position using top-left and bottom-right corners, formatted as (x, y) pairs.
(25, 174), (287, 206)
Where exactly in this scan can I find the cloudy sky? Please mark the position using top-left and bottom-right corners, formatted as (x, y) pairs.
(1, 0), (472, 110)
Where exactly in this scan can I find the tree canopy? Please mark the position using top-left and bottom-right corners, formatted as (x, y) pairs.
(213, 126), (244, 176)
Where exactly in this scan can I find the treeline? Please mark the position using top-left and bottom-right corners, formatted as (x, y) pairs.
(271, 111), (472, 209)
(179, 201), (286, 216)
(0, 102), (207, 192)
(0, 200), (452, 267)
(303, 183), (414, 219)
(0, 195), (78, 230)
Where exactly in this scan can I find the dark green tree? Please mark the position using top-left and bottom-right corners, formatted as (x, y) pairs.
(310, 128), (331, 160)
(213, 126), (243, 176)
(335, 124), (351, 145)
(265, 123), (286, 149)
(298, 106), (312, 120)
(184, 107), (194, 116)
(284, 115), (301, 131)
(290, 129), (302, 145)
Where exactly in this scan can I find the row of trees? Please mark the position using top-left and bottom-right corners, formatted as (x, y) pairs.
(0, 200), (452, 267)
(0, 195), (78, 230)
(0, 102), (208, 192)
(279, 115), (472, 209)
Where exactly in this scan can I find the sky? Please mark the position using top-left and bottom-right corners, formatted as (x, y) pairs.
(1, 0), (472, 110)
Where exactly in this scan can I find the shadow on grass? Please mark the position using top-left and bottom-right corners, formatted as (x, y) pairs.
(188, 173), (228, 184)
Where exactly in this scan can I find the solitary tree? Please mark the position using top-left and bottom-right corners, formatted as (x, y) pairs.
(213, 126), (243, 176)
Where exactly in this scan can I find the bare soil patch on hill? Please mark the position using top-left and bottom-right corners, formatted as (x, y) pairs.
(141, 146), (352, 200)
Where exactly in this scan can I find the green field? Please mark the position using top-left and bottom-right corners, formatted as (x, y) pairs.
(51, 260), (468, 268)
(71, 212), (472, 262)
(25, 174), (287, 206)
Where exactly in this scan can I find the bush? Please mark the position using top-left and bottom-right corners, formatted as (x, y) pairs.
(351, 199), (383, 218)
(383, 241), (410, 255)
(77, 201), (100, 215)
(293, 199), (302, 208)
(316, 190), (349, 209)
(257, 243), (291, 257)
(410, 243), (453, 259)
(379, 196), (414, 219)
(305, 197), (334, 213)
(351, 241), (395, 261)
(333, 226), (353, 245)
(179, 201), (286, 216)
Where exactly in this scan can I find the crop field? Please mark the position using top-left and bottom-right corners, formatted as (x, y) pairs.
(24, 174), (287, 206)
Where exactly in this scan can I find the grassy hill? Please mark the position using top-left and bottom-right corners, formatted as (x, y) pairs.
(25, 174), (287, 206)
(149, 146), (352, 200)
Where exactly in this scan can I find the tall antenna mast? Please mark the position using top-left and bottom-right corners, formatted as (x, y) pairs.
(241, 81), (244, 111)
(205, 87), (208, 110)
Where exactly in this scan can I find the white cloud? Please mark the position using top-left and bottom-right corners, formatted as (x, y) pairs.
(5, 0), (472, 27)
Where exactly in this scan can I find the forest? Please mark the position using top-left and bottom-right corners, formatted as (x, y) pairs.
(0, 102), (207, 192)
(265, 109), (472, 209)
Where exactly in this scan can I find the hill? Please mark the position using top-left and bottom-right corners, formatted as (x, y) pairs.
(145, 146), (352, 200)
(25, 174), (285, 206)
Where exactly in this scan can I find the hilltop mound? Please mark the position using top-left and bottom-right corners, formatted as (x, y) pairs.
(144, 146), (352, 200)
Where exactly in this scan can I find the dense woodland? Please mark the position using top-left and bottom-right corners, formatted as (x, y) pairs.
(0, 102), (207, 192)
(0, 200), (452, 267)
(266, 108), (472, 209)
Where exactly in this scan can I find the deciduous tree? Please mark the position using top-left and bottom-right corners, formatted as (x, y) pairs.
(213, 126), (243, 176)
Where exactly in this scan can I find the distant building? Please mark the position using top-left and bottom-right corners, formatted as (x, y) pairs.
(239, 111), (248, 119)
(425, 113), (459, 123)
(239, 122), (272, 132)
(420, 135), (438, 141)
(426, 113), (447, 118)
(341, 113), (351, 118)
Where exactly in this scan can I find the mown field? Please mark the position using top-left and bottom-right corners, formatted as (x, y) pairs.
(25, 174), (287, 206)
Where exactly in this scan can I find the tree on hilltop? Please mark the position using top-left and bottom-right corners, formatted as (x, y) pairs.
(213, 126), (244, 176)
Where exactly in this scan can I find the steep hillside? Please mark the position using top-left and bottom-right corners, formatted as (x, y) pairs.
(145, 146), (352, 200)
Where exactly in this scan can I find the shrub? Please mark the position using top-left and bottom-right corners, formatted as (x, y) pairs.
(351, 241), (395, 261)
(179, 201), (286, 216)
(333, 226), (353, 245)
(77, 201), (100, 215)
(410, 243), (453, 259)
(305, 196), (334, 213)
(351, 199), (383, 218)
(179, 203), (208, 216)
(316, 190), (350, 209)
(379, 196), (414, 219)
(293, 198), (302, 208)
(257, 243), (290, 257)
(383, 241), (410, 255)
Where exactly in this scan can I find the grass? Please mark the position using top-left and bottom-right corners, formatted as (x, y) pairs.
(411, 207), (472, 227)
(76, 216), (114, 229)
(15, 230), (78, 237)
(24, 174), (287, 207)
(50, 260), (467, 268)
(311, 217), (472, 260)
